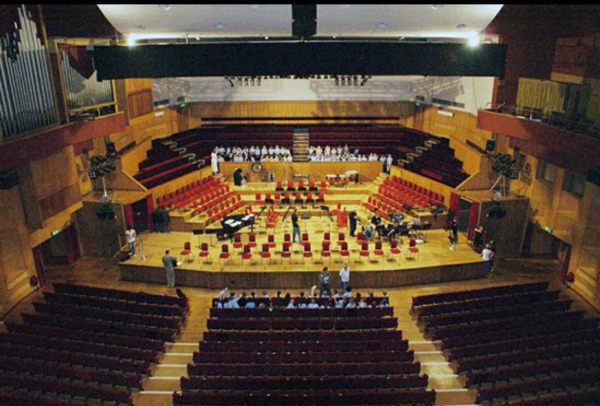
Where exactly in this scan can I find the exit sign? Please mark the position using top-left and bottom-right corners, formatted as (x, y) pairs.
(51, 229), (61, 237)
(543, 226), (553, 233)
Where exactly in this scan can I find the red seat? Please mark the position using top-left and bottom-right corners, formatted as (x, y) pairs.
(359, 242), (370, 262)
(339, 241), (350, 260)
(281, 242), (292, 264)
(180, 241), (192, 262)
(337, 232), (346, 246)
(323, 232), (331, 243)
(241, 244), (252, 266)
(219, 244), (230, 267)
(321, 241), (331, 263)
(248, 233), (257, 249)
(374, 241), (384, 259)
(284, 233), (291, 243)
(294, 192), (303, 204)
(260, 243), (271, 264)
(199, 242), (210, 258)
(303, 242), (313, 261)
(267, 234), (276, 248)
(232, 233), (243, 249)
(302, 232), (309, 242)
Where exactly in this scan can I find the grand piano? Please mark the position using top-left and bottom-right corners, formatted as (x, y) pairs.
(217, 213), (255, 240)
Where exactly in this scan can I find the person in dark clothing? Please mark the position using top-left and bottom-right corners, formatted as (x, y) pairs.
(291, 209), (301, 243)
(349, 211), (357, 237)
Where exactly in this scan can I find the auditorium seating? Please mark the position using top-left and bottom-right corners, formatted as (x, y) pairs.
(0, 283), (188, 405)
(175, 298), (434, 405)
(411, 282), (600, 405)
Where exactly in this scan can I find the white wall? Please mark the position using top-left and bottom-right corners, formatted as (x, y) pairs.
(152, 76), (494, 115)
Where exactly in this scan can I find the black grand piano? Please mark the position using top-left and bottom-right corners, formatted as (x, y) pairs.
(217, 213), (255, 240)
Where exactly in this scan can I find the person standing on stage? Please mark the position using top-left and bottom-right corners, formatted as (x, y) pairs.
(349, 211), (357, 237)
(125, 226), (136, 257)
(211, 148), (220, 175)
(482, 243), (494, 276)
(339, 264), (350, 293)
(291, 209), (301, 243)
(162, 249), (178, 288)
(319, 267), (331, 295)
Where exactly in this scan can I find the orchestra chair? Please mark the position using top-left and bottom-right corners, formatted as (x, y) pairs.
(373, 241), (384, 263)
(219, 244), (231, 269)
(287, 181), (295, 192)
(232, 233), (243, 249)
(303, 242), (313, 264)
(180, 241), (193, 262)
(248, 233), (257, 249)
(309, 180), (318, 192)
(338, 241), (350, 263)
(302, 232), (309, 243)
(320, 241), (332, 264)
(407, 242), (419, 260)
(317, 191), (325, 203)
(389, 240), (402, 262)
(275, 181), (284, 192)
(267, 234), (276, 249)
(241, 244), (253, 269)
(297, 180), (307, 192)
(337, 232), (346, 247)
(274, 193), (281, 207)
(294, 192), (303, 205)
(357, 242), (370, 264)
(281, 242), (292, 265)
(356, 232), (366, 248)
(305, 192), (314, 205)
(282, 192), (291, 204)
(255, 193), (262, 205)
(323, 232), (331, 244)
(260, 243), (272, 266)
(284, 233), (291, 245)
(265, 193), (273, 204)
(198, 243), (211, 264)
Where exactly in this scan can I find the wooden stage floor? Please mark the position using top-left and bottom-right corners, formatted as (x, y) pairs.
(120, 224), (484, 289)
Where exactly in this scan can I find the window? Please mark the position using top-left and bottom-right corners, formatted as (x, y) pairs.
(562, 171), (585, 197)
(536, 160), (556, 184)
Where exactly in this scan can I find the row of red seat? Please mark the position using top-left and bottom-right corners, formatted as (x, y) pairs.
(199, 338), (408, 353)
(44, 291), (186, 317)
(204, 194), (245, 223)
(155, 176), (224, 209)
(209, 306), (394, 318)
(53, 282), (188, 308)
(0, 390), (86, 406)
(413, 289), (559, 317)
(499, 388), (600, 406)
(0, 370), (132, 405)
(194, 350), (414, 364)
(203, 328), (402, 342)
(181, 374), (427, 390)
(173, 388), (435, 405)
(382, 176), (444, 204)
(206, 317), (398, 331)
(256, 190), (326, 205)
(411, 281), (549, 308)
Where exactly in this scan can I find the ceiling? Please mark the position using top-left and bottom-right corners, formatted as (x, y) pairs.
(97, 4), (504, 42)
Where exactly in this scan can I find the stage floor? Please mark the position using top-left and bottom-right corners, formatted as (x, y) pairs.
(120, 224), (485, 289)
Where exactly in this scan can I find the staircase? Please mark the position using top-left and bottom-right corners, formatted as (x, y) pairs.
(163, 140), (205, 168)
(292, 128), (310, 162)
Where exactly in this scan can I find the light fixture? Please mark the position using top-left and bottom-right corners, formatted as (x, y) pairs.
(215, 22), (225, 30)
(467, 35), (480, 48)
(456, 23), (467, 29)
(431, 4), (443, 10)
(126, 36), (137, 46)
(250, 4), (259, 10)
(158, 4), (171, 11)
(378, 22), (387, 29)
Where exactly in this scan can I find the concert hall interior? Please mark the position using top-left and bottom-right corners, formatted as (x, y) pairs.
(1, 4), (600, 406)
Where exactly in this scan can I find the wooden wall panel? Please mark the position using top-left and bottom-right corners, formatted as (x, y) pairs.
(0, 187), (36, 317)
(127, 89), (154, 119)
(189, 100), (414, 122)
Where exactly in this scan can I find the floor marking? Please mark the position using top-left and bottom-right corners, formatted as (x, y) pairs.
(429, 374), (459, 378)
(139, 391), (178, 395)
(148, 377), (181, 380)
(435, 388), (469, 392)
(158, 364), (188, 367)
(165, 352), (194, 356)
(166, 342), (198, 346)
(421, 361), (450, 366)
(415, 351), (443, 354)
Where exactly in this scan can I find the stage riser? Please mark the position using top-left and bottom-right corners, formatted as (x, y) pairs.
(119, 262), (484, 289)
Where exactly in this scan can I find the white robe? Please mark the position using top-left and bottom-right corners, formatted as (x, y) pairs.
(211, 152), (219, 174)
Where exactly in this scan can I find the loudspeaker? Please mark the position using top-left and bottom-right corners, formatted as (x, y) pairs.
(292, 4), (316, 20)
(588, 167), (600, 186)
(486, 139), (496, 152)
(0, 169), (19, 190)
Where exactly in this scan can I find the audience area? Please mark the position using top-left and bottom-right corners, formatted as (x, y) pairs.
(0, 283), (188, 406)
(174, 293), (435, 405)
(411, 282), (600, 405)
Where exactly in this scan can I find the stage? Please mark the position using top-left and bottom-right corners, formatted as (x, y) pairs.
(119, 227), (485, 289)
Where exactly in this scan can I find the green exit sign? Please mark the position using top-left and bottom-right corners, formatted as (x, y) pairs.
(51, 229), (61, 237)
(543, 226), (553, 233)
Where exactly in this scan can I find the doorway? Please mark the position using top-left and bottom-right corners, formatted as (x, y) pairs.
(35, 225), (81, 267)
(131, 197), (150, 232)
(521, 222), (572, 282)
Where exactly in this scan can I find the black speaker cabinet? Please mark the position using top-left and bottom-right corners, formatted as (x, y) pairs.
(0, 169), (19, 190)
(588, 167), (600, 186)
(486, 139), (496, 152)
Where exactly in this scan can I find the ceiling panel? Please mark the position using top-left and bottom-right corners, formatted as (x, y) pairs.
(317, 4), (503, 38)
(98, 4), (293, 39)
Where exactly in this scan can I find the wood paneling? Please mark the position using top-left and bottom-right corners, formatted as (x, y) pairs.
(127, 89), (154, 120)
(220, 161), (382, 183)
(0, 187), (36, 317)
(189, 100), (414, 123)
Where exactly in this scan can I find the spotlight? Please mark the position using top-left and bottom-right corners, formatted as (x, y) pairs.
(360, 75), (368, 86)
(225, 77), (234, 87)
(467, 35), (480, 48)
